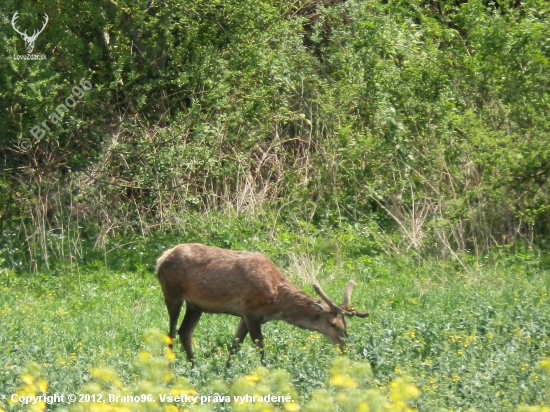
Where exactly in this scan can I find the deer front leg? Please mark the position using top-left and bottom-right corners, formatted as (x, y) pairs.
(245, 316), (266, 366)
(226, 318), (249, 368)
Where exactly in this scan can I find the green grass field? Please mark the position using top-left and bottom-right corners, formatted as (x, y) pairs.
(1, 250), (549, 411)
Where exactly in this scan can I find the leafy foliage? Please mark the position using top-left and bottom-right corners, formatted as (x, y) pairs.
(1, 0), (550, 269)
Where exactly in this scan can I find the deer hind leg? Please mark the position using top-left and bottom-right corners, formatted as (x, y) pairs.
(244, 316), (266, 366)
(178, 302), (203, 366)
(166, 300), (183, 351)
(226, 318), (249, 368)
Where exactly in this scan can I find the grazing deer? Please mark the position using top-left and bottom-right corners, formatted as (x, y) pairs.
(156, 243), (369, 366)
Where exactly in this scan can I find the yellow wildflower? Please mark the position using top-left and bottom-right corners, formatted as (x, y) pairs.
(138, 351), (152, 363)
(284, 403), (300, 412)
(357, 402), (370, 412)
(37, 379), (48, 393)
(165, 349), (176, 363)
(331, 374), (358, 389)
(245, 374), (260, 383)
(21, 374), (34, 385)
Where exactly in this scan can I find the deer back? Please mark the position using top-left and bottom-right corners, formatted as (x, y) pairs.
(156, 243), (291, 316)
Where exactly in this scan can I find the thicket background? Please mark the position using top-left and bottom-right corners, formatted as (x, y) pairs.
(2, 2), (550, 411)
(1, 0), (549, 270)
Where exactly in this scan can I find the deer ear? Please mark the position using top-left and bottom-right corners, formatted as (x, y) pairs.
(310, 303), (324, 312)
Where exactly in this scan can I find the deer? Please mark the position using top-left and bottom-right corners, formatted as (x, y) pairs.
(156, 243), (369, 367)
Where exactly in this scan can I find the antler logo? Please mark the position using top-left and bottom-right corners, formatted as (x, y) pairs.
(11, 12), (49, 54)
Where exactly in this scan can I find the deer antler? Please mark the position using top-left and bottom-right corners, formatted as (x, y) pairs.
(313, 283), (354, 316)
(341, 280), (370, 318)
(342, 280), (357, 308)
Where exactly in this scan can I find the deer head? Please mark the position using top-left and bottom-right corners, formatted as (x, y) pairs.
(312, 281), (370, 348)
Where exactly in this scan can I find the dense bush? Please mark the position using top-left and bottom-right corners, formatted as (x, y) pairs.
(1, 0), (550, 269)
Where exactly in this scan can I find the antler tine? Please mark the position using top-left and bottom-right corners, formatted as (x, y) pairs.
(313, 283), (353, 315)
(342, 280), (370, 318)
(342, 280), (357, 309)
(353, 310), (370, 318)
